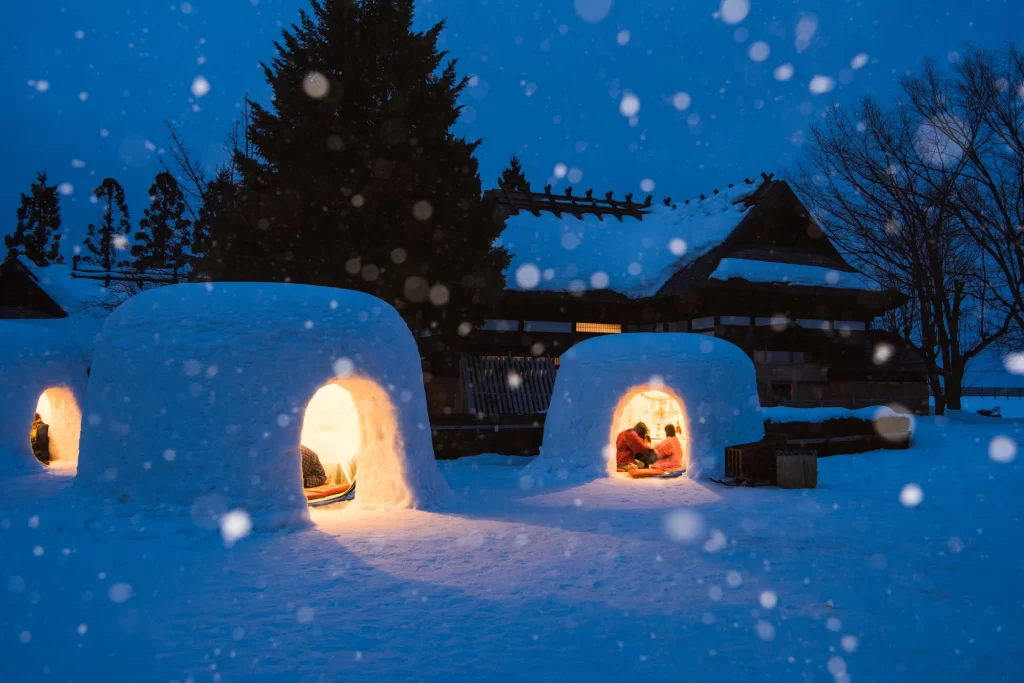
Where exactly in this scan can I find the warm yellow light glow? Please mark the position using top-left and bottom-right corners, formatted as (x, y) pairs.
(301, 384), (361, 486)
(34, 387), (82, 467)
(608, 386), (689, 474)
(576, 322), (622, 334)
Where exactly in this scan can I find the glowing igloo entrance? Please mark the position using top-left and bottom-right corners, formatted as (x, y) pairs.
(613, 389), (687, 448)
(32, 387), (82, 469)
(299, 376), (407, 507)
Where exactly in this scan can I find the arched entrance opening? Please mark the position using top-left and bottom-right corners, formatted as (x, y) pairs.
(608, 386), (688, 474)
(33, 386), (82, 469)
(299, 376), (401, 507)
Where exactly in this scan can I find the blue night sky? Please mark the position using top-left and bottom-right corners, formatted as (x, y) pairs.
(2, 0), (1019, 256)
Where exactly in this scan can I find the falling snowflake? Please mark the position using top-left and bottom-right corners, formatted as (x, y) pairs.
(574, 0), (612, 23)
(774, 63), (794, 82)
(809, 75), (836, 95)
(748, 41), (771, 62)
(190, 75), (211, 98)
(717, 0), (750, 25)
(988, 436), (1017, 463)
(672, 92), (692, 111)
(619, 92), (640, 117)
(302, 71), (329, 99)
(899, 483), (923, 507)
(220, 509), (253, 547)
(851, 53), (869, 69)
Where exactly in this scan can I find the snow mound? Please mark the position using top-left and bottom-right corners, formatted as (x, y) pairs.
(527, 333), (763, 483)
(75, 283), (449, 530)
(711, 258), (881, 291)
(498, 184), (755, 298)
(0, 321), (88, 473)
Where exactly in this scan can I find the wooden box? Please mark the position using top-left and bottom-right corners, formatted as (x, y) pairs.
(776, 450), (818, 489)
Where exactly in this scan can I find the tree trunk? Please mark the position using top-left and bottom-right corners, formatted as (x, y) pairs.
(945, 366), (964, 411)
(927, 371), (945, 415)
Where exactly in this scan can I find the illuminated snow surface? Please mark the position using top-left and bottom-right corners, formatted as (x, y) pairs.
(2, 416), (1022, 680)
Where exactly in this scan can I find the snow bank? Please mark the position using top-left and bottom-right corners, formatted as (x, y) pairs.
(711, 258), (881, 291)
(75, 283), (449, 530)
(760, 405), (898, 423)
(498, 184), (755, 298)
(0, 321), (88, 473)
(527, 333), (763, 483)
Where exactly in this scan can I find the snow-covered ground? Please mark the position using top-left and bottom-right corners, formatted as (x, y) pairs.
(2, 417), (1022, 681)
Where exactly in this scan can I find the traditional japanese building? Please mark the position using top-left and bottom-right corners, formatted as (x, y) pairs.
(437, 174), (927, 424)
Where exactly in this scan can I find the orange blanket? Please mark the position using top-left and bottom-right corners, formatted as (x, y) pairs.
(627, 468), (667, 478)
(304, 483), (354, 501)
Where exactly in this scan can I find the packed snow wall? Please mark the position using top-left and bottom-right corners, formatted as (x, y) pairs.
(0, 322), (87, 473)
(529, 333), (764, 482)
(76, 283), (448, 529)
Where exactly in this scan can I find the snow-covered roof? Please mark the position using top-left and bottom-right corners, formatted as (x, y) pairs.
(711, 258), (881, 291)
(12, 258), (110, 360)
(497, 183), (757, 299)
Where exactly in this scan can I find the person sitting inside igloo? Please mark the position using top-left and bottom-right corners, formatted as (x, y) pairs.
(30, 413), (50, 465)
(616, 421), (656, 472)
(652, 423), (684, 472)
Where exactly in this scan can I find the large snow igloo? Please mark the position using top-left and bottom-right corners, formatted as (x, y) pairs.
(0, 321), (87, 473)
(75, 283), (449, 529)
(528, 333), (764, 482)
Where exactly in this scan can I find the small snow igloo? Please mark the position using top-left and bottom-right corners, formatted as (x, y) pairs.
(529, 333), (764, 482)
(76, 283), (449, 529)
(0, 322), (87, 473)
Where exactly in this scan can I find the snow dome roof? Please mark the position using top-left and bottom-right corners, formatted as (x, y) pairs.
(497, 183), (756, 299)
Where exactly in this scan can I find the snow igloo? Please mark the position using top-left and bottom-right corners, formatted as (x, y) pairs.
(0, 321), (87, 473)
(528, 333), (764, 483)
(75, 283), (449, 529)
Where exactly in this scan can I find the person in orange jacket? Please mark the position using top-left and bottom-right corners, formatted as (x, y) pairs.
(652, 423), (684, 471)
(615, 422), (655, 471)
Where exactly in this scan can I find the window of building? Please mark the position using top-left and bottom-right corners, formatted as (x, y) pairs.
(576, 322), (622, 334)
(480, 319), (519, 332)
(691, 316), (714, 330)
(665, 321), (688, 332)
(756, 316), (791, 327)
(720, 315), (751, 326)
(523, 321), (573, 333)
(754, 350), (795, 363)
(834, 320), (867, 331)
(796, 319), (831, 330)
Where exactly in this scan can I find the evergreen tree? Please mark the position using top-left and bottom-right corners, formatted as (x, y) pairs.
(225, 0), (509, 339)
(497, 154), (531, 192)
(83, 177), (131, 272)
(5, 171), (63, 266)
(131, 172), (192, 277)
(192, 171), (237, 277)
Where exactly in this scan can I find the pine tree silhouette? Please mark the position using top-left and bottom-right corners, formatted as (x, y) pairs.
(131, 172), (192, 277)
(222, 0), (509, 339)
(83, 177), (131, 273)
(497, 154), (531, 192)
(5, 172), (63, 266)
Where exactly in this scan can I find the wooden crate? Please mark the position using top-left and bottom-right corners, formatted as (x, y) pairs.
(776, 450), (818, 489)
